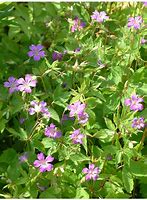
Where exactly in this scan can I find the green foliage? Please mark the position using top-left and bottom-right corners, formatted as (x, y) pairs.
(0, 2), (147, 198)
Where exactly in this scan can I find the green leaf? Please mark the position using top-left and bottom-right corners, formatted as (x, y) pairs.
(130, 160), (147, 177)
(42, 137), (57, 149)
(104, 117), (116, 131)
(76, 188), (89, 199)
(122, 166), (134, 193)
(48, 107), (60, 123)
(70, 153), (90, 162)
(0, 148), (17, 164)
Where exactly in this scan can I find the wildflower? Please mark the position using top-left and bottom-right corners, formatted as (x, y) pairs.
(82, 164), (100, 181)
(19, 117), (25, 124)
(52, 51), (63, 61)
(132, 117), (145, 129)
(127, 16), (143, 30)
(28, 44), (45, 61)
(45, 123), (62, 138)
(91, 11), (109, 23)
(29, 100), (50, 119)
(68, 101), (86, 117)
(34, 153), (54, 173)
(19, 152), (28, 163)
(70, 129), (84, 144)
(78, 112), (89, 124)
(124, 94), (144, 111)
(29, 101), (47, 115)
(71, 17), (85, 32)
(74, 47), (81, 53)
(61, 114), (74, 124)
(4, 76), (19, 94)
(141, 38), (147, 44)
(143, 2), (147, 6)
(106, 155), (113, 161)
(17, 74), (37, 93)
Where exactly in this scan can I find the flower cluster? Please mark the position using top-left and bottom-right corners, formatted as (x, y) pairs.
(91, 11), (109, 23)
(125, 94), (145, 130)
(70, 17), (86, 32)
(82, 164), (100, 181)
(124, 94), (144, 111)
(70, 129), (84, 144)
(68, 101), (89, 124)
(45, 123), (62, 139)
(127, 16), (143, 30)
(34, 153), (54, 173)
(29, 100), (50, 118)
(4, 74), (37, 94)
(28, 44), (45, 61)
(132, 117), (145, 130)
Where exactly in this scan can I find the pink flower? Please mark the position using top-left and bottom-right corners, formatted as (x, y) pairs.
(70, 129), (84, 144)
(128, 16), (143, 29)
(91, 11), (109, 23)
(17, 74), (37, 93)
(82, 164), (100, 181)
(34, 153), (54, 173)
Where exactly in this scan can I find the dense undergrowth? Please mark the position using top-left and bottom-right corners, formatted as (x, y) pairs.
(0, 2), (147, 198)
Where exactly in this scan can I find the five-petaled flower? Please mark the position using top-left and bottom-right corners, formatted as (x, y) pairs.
(29, 100), (50, 118)
(4, 76), (19, 94)
(71, 17), (86, 32)
(132, 117), (145, 129)
(17, 74), (37, 93)
(127, 16), (143, 29)
(124, 94), (144, 111)
(91, 11), (109, 23)
(82, 164), (100, 181)
(34, 153), (54, 172)
(70, 129), (84, 144)
(68, 101), (86, 117)
(77, 112), (89, 124)
(45, 123), (62, 139)
(28, 44), (45, 61)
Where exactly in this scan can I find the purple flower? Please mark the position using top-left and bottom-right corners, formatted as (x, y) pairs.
(17, 74), (37, 93)
(71, 17), (86, 32)
(77, 112), (89, 124)
(28, 44), (45, 61)
(29, 100), (50, 119)
(143, 2), (147, 6)
(127, 16), (143, 30)
(70, 129), (84, 144)
(82, 164), (100, 181)
(124, 94), (144, 111)
(19, 152), (28, 163)
(141, 38), (147, 44)
(132, 117), (145, 129)
(74, 47), (81, 53)
(4, 77), (19, 94)
(34, 153), (54, 173)
(19, 117), (25, 124)
(91, 11), (109, 23)
(61, 114), (74, 124)
(52, 51), (63, 61)
(45, 123), (62, 138)
(68, 101), (86, 117)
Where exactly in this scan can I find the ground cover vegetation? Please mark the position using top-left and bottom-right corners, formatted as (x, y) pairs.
(0, 2), (147, 198)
